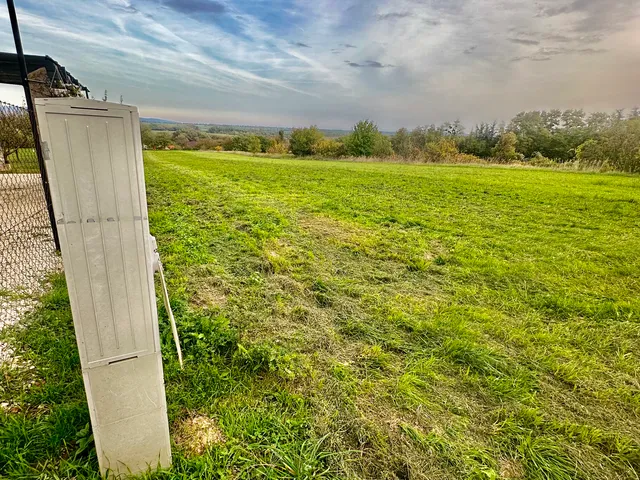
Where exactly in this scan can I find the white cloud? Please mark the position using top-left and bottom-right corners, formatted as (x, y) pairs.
(0, 0), (638, 130)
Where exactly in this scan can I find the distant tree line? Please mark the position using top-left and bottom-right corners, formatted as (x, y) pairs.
(143, 121), (350, 138)
(140, 107), (640, 173)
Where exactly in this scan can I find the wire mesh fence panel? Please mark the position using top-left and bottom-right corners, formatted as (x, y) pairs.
(0, 100), (60, 329)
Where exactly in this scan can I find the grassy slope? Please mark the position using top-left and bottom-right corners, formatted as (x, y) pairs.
(2, 151), (639, 479)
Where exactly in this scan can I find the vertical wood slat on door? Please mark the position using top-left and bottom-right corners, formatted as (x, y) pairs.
(39, 108), (156, 365)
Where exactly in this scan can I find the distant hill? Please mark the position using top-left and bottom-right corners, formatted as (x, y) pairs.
(140, 118), (393, 138)
(140, 117), (180, 124)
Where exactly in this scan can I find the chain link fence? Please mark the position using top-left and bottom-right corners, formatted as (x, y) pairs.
(0, 100), (60, 329)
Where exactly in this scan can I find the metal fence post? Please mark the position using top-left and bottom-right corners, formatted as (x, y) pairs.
(7, 0), (60, 251)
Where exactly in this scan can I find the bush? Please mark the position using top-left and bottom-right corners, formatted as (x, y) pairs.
(195, 137), (223, 150)
(492, 132), (520, 163)
(528, 152), (556, 167)
(424, 138), (458, 162)
(453, 153), (485, 164)
(290, 126), (323, 155)
(372, 134), (394, 157)
(246, 135), (261, 153)
(576, 119), (640, 173)
(267, 140), (289, 154)
(459, 135), (494, 158)
(154, 132), (172, 149)
(257, 135), (271, 153)
(575, 139), (606, 169)
(224, 134), (262, 153)
(312, 138), (345, 157)
(596, 119), (640, 172)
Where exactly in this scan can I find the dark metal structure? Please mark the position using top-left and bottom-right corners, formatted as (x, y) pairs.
(0, 52), (89, 97)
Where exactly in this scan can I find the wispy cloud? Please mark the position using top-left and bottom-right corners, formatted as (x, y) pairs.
(512, 46), (607, 61)
(345, 60), (393, 68)
(509, 38), (540, 45)
(0, 0), (637, 130)
(376, 12), (413, 20)
(163, 0), (226, 15)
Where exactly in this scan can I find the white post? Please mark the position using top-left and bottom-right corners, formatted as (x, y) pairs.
(34, 98), (171, 477)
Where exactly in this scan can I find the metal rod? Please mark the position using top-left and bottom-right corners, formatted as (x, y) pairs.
(7, 0), (60, 251)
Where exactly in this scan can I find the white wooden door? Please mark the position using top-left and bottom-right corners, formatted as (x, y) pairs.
(34, 98), (171, 476)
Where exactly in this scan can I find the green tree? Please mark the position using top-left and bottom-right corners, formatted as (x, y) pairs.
(391, 128), (411, 157)
(140, 124), (154, 148)
(154, 132), (172, 149)
(575, 139), (603, 168)
(409, 126), (428, 151)
(542, 109), (562, 131)
(372, 134), (394, 157)
(586, 112), (612, 132)
(600, 119), (640, 172)
(575, 119), (640, 172)
(290, 126), (323, 156)
(508, 111), (547, 158)
(172, 132), (190, 149)
(561, 109), (586, 129)
(0, 108), (33, 164)
(459, 122), (500, 158)
(246, 135), (262, 153)
(613, 109), (626, 122)
(344, 120), (380, 157)
(195, 137), (223, 150)
(257, 135), (271, 153)
(441, 119), (465, 137)
(492, 132), (519, 162)
(226, 134), (262, 152)
(174, 125), (201, 142)
(458, 135), (487, 157)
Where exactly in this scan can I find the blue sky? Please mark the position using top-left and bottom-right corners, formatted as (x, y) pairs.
(1, 0), (639, 130)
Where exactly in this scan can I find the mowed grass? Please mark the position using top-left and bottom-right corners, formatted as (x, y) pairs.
(0, 149), (40, 174)
(2, 150), (640, 479)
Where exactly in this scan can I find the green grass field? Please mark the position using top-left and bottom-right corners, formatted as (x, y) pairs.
(0, 149), (39, 174)
(2, 151), (640, 479)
